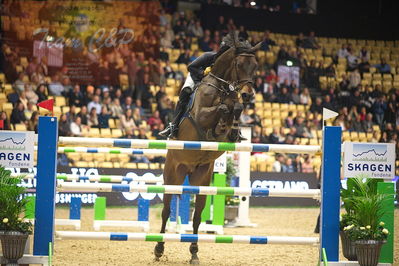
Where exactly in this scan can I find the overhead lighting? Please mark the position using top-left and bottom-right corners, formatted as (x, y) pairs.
(286, 60), (293, 67)
(250, 1), (256, 6)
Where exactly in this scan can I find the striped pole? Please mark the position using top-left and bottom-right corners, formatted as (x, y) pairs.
(57, 183), (320, 199)
(34, 146), (167, 156)
(16, 173), (163, 183)
(55, 231), (319, 245)
(59, 137), (320, 154)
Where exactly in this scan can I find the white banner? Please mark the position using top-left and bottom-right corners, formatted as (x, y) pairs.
(214, 152), (227, 173)
(0, 131), (35, 168)
(343, 142), (395, 179)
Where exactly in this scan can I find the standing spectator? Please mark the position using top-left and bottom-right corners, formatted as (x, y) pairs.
(371, 96), (387, 126)
(10, 102), (27, 125)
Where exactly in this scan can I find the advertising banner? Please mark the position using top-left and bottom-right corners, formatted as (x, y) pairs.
(343, 142), (395, 180)
(0, 131), (35, 168)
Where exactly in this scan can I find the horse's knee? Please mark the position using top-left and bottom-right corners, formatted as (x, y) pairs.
(233, 102), (244, 119)
(189, 243), (199, 254)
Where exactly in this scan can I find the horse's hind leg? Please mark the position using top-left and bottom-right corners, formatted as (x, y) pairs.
(188, 163), (214, 264)
(154, 158), (187, 261)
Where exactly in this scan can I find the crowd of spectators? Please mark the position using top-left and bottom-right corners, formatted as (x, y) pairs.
(0, 1), (398, 171)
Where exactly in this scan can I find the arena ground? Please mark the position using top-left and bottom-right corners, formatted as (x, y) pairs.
(52, 207), (398, 266)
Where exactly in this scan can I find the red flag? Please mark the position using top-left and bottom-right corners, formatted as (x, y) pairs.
(37, 99), (54, 116)
(0, 120), (4, 129)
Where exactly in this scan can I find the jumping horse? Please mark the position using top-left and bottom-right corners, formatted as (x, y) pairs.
(154, 35), (261, 264)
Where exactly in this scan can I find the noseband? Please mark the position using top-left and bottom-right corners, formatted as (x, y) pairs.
(206, 53), (255, 97)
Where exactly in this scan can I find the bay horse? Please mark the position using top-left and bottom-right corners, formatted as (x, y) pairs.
(154, 37), (261, 264)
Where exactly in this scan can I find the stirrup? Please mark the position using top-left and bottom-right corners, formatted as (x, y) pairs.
(238, 131), (247, 141)
(159, 123), (172, 137)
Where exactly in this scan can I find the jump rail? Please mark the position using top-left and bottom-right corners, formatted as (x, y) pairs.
(34, 146), (168, 156)
(55, 231), (319, 245)
(57, 183), (321, 199)
(15, 173), (163, 183)
(58, 137), (320, 154)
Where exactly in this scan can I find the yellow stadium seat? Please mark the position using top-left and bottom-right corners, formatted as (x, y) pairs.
(14, 123), (27, 131)
(100, 128), (112, 138)
(88, 128), (100, 138)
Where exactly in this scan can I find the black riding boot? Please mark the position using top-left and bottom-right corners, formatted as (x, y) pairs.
(159, 87), (192, 138)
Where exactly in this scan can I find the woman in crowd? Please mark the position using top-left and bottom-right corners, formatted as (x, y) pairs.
(88, 107), (99, 128)
(120, 108), (137, 131)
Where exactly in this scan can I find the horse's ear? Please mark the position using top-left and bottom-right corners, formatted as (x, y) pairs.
(250, 42), (262, 53)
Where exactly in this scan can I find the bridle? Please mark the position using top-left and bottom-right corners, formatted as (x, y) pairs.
(206, 53), (256, 97)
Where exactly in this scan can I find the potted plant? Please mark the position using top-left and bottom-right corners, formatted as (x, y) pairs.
(224, 157), (239, 223)
(0, 166), (33, 265)
(340, 175), (382, 261)
(343, 193), (390, 266)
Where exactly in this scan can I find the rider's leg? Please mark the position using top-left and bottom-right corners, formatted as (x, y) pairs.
(159, 74), (194, 138)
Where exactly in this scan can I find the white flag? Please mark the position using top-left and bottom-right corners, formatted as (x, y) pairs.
(323, 108), (338, 121)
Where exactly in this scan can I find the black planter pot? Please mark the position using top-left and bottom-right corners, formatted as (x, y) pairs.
(0, 231), (29, 266)
(224, 205), (239, 221)
(355, 240), (385, 266)
(340, 231), (357, 261)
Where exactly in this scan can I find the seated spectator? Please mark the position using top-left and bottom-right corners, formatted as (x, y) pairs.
(13, 72), (26, 93)
(295, 32), (306, 48)
(266, 69), (278, 83)
(88, 107), (99, 128)
(10, 102), (27, 125)
(275, 87), (291, 103)
(24, 85), (38, 104)
(358, 58), (370, 76)
(337, 44), (348, 58)
(59, 114), (71, 136)
(251, 125), (267, 143)
(358, 47), (370, 62)
(24, 102), (35, 120)
(122, 96), (135, 112)
(30, 67), (46, 86)
(65, 105), (78, 123)
(291, 87), (301, 104)
(240, 109), (254, 125)
(260, 30), (276, 51)
(349, 69), (361, 89)
(373, 59), (391, 74)
(284, 111), (295, 128)
(27, 111), (39, 133)
(70, 117), (84, 137)
(250, 108), (262, 127)
(35, 84), (48, 103)
(272, 154), (285, 172)
(68, 84), (85, 107)
(188, 20), (204, 38)
(121, 128), (135, 139)
(110, 98), (124, 118)
(301, 155), (314, 173)
(0, 111), (12, 130)
(48, 74), (65, 96)
(198, 33), (212, 52)
(98, 106), (111, 129)
(294, 117), (311, 138)
(300, 87), (312, 105)
(121, 109), (137, 131)
(18, 91), (29, 110)
(132, 107), (143, 126)
(147, 110), (163, 130)
(346, 48), (359, 71)
(310, 97), (323, 114)
(26, 56), (39, 76)
(362, 113), (374, 133)
(282, 158), (296, 173)
(350, 114), (364, 132)
(262, 81), (276, 102)
(303, 31), (319, 49)
(77, 106), (89, 126)
(133, 126), (148, 140)
(322, 95), (335, 111)
(87, 95), (102, 114)
(371, 96), (386, 126)
(268, 127), (280, 144)
(238, 25), (249, 40)
(152, 123), (166, 140)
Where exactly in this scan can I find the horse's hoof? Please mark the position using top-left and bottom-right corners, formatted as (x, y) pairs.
(190, 258), (200, 264)
(154, 243), (164, 259)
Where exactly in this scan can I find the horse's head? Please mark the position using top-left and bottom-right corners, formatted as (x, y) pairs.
(212, 38), (262, 105)
(231, 42), (261, 104)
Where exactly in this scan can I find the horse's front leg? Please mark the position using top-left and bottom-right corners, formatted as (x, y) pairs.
(154, 194), (172, 261)
(228, 102), (244, 141)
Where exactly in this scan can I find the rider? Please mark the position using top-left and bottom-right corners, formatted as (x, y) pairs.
(159, 36), (233, 138)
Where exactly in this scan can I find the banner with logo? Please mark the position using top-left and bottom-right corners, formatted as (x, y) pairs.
(343, 142), (395, 180)
(0, 131), (35, 168)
